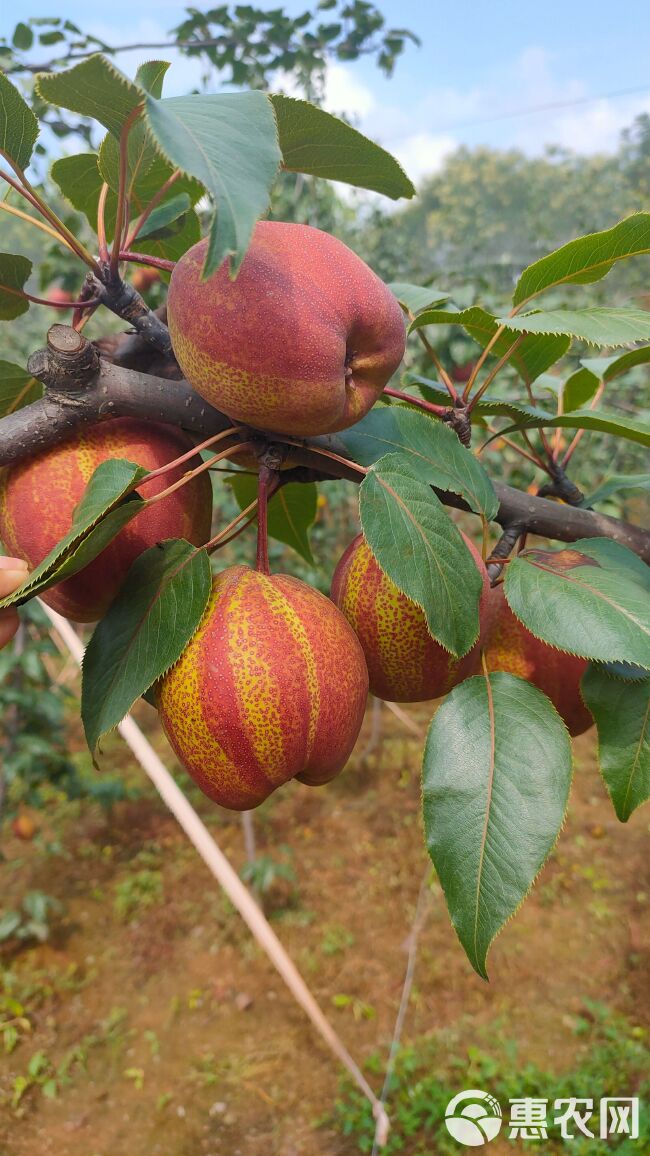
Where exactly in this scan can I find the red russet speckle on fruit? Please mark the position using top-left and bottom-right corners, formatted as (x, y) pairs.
(167, 221), (406, 437)
(157, 566), (369, 810)
(331, 533), (491, 702)
(483, 585), (593, 737)
(0, 419), (213, 622)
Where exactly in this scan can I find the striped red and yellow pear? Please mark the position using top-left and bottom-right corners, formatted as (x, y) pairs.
(157, 566), (369, 810)
(0, 419), (212, 623)
(331, 533), (491, 702)
(483, 585), (593, 737)
(166, 221), (406, 438)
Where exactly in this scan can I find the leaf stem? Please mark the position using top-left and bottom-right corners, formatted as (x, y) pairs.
(204, 499), (258, 553)
(384, 386), (447, 418)
(126, 168), (182, 248)
(146, 442), (254, 507)
(0, 155), (101, 273)
(416, 329), (459, 401)
(97, 183), (110, 264)
(140, 426), (246, 486)
(468, 335), (525, 410)
(0, 284), (101, 310)
(280, 440), (368, 476)
(559, 381), (605, 469)
(110, 105), (143, 278)
(118, 250), (176, 273)
(0, 201), (77, 251)
(462, 322), (507, 401)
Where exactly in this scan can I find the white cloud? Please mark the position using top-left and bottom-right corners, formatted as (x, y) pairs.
(391, 132), (457, 182)
(323, 64), (376, 119)
(327, 47), (650, 188)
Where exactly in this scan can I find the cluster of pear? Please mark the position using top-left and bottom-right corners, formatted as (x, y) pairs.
(0, 222), (591, 816)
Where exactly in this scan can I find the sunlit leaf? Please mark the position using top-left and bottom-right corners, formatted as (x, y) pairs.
(423, 672), (572, 978)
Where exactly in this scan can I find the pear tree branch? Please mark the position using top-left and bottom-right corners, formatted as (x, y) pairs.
(1, 326), (649, 565)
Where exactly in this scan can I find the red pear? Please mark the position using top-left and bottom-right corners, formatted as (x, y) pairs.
(167, 221), (406, 437)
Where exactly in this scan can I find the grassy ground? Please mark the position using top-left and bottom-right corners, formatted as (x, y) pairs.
(0, 697), (648, 1155)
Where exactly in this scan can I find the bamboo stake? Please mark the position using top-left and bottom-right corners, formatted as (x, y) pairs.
(41, 602), (390, 1146)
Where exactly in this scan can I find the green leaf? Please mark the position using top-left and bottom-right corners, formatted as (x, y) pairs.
(81, 540), (211, 755)
(228, 475), (317, 564)
(504, 539), (650, 670)
(137, 209), (201, 278)
(586, 473), (650, 508)
(514, 213), (650, 307)
(422, 672), (572, 978)
(134, 60), (170, 98)
(388, 282), (450, 316)
(499, 307), (650, 346)
(136, 193), (192, 240)
(0, 73), (39, 172)
(562, 367), (600, 412)
(406, 375), (553, 424)
(50, 153), (118, 240)
(36, 54), (145, 139)
(145, 90), (281, 276)
(339, 405), (498, 520)
(504, 408), (650, 449)
(97, 61), (171, 204)
(410, 306), (570, 383)
(0, 361), (41, 417)
(359, 454), (483, 657)
(582, 345), (650, 382)
(0, 460), (147, 610)
(582, 665), (650, 822)
(0, 254), (32, 320)
(271, 94), (415, 200)
(12, 22), (34, 51)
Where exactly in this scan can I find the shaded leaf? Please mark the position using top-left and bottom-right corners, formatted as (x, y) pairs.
(410, 306), (570, 383)
(0, 460), (147, 610)
(582, 345), (650, 382)
(145, 90), (281, 276)
(586, 473), (650, 508)
(136, 193), (192, 240)
(359, 454), (483, 657)
(339, 405), (498, 520)
(562, 366), (600, 411)
(97, 60), (171, 203)
(406, 374), (552, 423)
(228, 475), (317, 564)
(504, 539), (650, 669)
(82, 539), (211, 755)
(0, 72), (39, 171)
(500, 306), (650, 346)
(504, 408), (650, 449)
(50, 153), (118, 240)
(514, 213), (650, 307)
(0, 361), (42, 417)
(423, 671), (572, 978)
(388, 282), (450, 316)
(36, 54), (145, 139)
(582, 665), (650, 822)
(0, 254), (32, 320)
(271, 94), (415, 199)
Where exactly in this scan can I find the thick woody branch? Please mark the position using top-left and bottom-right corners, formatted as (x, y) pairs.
(2, 327), (649, 565)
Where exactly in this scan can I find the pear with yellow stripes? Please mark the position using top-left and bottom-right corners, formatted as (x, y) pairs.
(331, 533), (491, 703)
(0, 418), (213, 623)
(156, 566), (369, 810)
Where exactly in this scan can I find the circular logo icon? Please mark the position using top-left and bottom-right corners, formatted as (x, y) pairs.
(445, 1089), (502, 1147)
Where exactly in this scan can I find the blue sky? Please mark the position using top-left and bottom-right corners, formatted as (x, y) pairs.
(6, 1), (650, 183)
